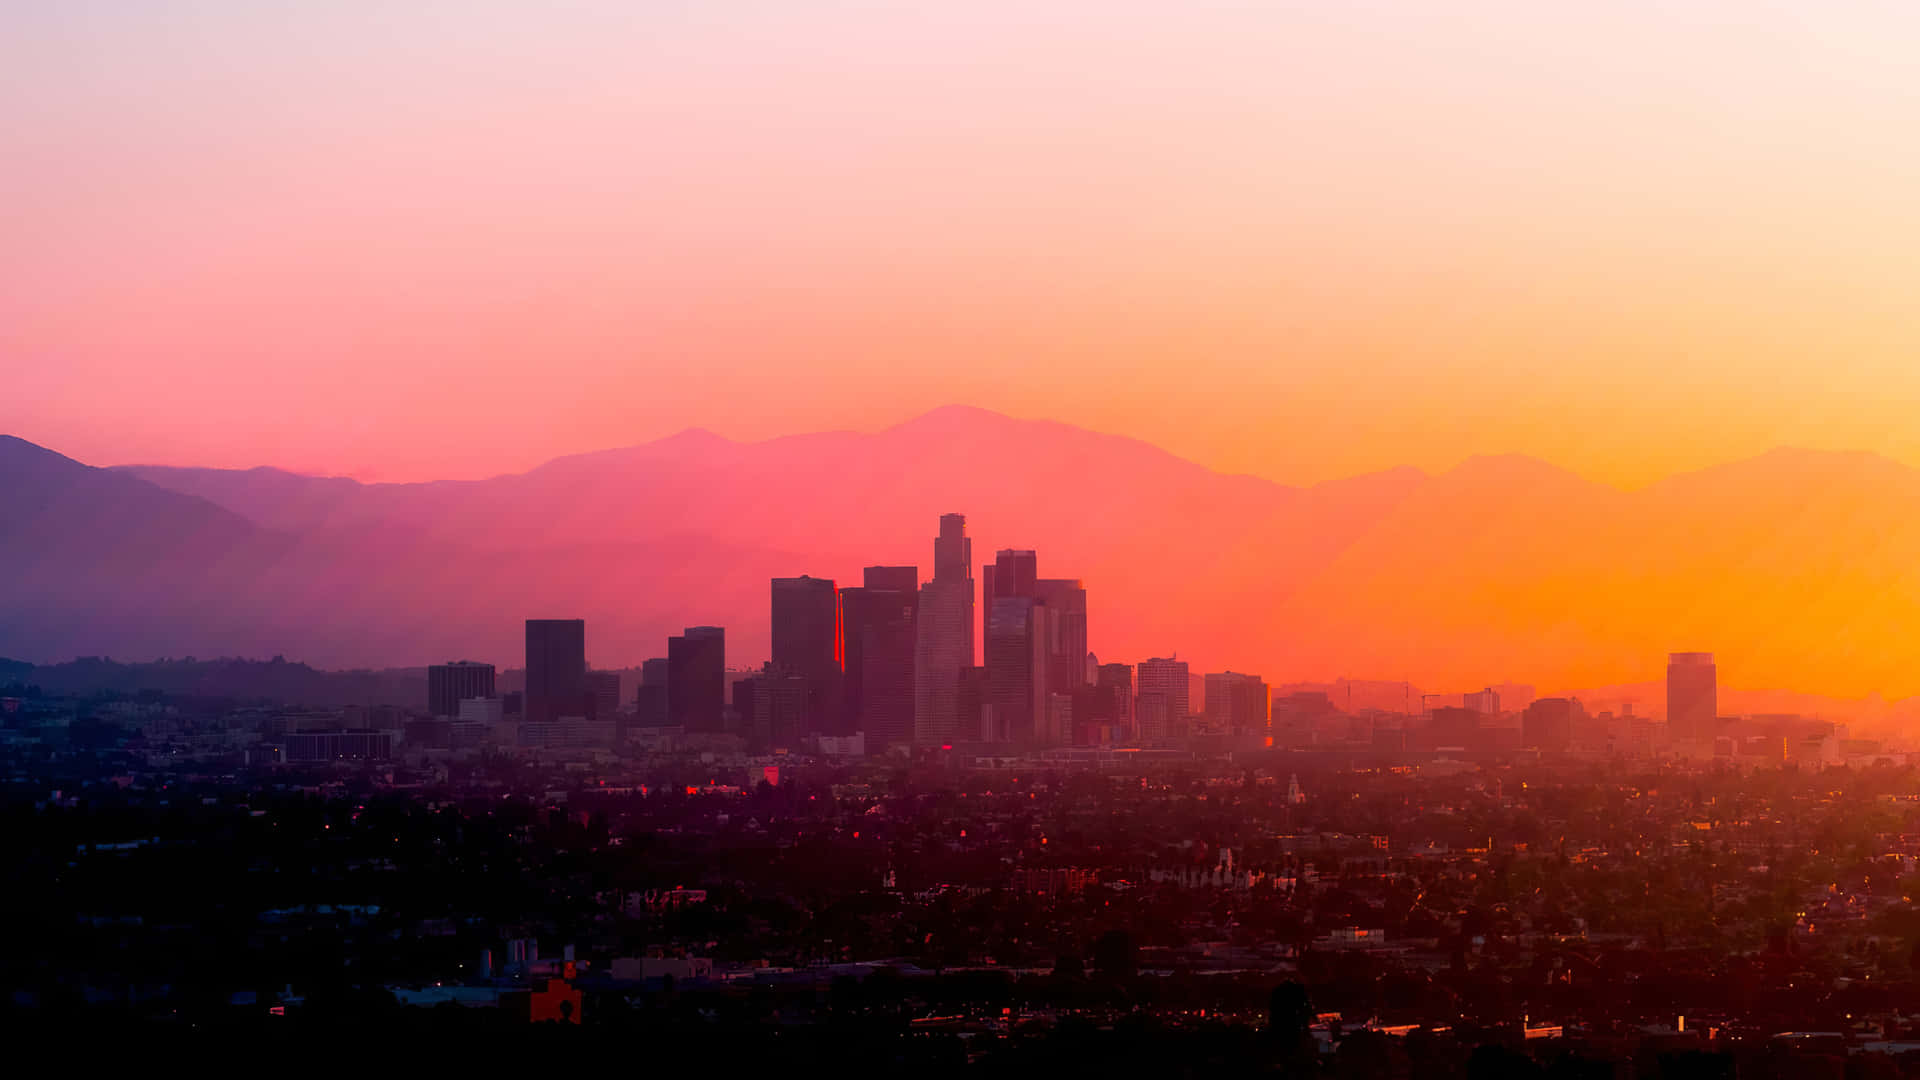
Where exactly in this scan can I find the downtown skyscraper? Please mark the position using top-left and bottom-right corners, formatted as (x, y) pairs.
(771, 575), (843, 736)
(981, 550), (1089, 745)
(524, 620), (586, 725)
(668, 626), (725, 732)
(842, 565), (918, 748)
(1667, 651), (1717, 754)
(914, 514), (974, 745)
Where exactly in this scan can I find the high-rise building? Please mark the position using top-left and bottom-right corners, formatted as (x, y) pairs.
(915, 515), (975, 746)
(668, 627), (725, 732)
(428, 660), (495, 719)
(736, 664), (812, 749)
(1095, 662), (1134, 739)
(1463, 687), (1501, 717)
(772, 575), (843, 736)
(1522, 697), (1583, 752)
(984, 549), (1038, 607)
(524, 620), (587, 725)
(985, 595), (1059, 743)
(1667, 652), (1717, 750)
(1034, 578), (1089, 699)
(933, 513), (972, 582)
(634, 657), (669, 728)
(1205, 671), (1270, 737)
(586, 670), (622, 722)
(1136, 657), (1190, 741)
(1136, 658), (1190, 722)
(842, 565), (918, 750)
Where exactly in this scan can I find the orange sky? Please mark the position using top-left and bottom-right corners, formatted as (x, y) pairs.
(6, 3), (1920, 485)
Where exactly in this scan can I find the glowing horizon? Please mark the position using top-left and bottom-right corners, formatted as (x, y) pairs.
(7, 3), (1920, 486)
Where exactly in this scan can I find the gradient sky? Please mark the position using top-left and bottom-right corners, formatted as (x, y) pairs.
(7, 2), (1920, 485)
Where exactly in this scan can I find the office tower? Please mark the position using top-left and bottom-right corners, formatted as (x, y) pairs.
(1034, 577), (1089, 697)
(985, 595), (1058, 743)
(1667, 652), (1717, 750)
(993, 549), (1037, 598)
(635, 657), (669, 728)
(1522, 697), (1583, 752)
(915, 515), (975, 745)
(734, 664), (811, 749)
(428, 660), (495, 719)
(668, 627), (725, 732)
(1463, 687), (1501, 717)
(933, 512), (972, 581)
(524, 620), (587, 725)
(1136, 658), (1190, 722)
(771, 575), (843, 735)
(1205, 671), (1270, 737)
(842, 565), (918, 750)
(585, 670), (621, 722)
(1096, 662), (1134, 739)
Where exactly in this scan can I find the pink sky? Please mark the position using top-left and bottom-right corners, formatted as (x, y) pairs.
(7, 2), (1920, 485)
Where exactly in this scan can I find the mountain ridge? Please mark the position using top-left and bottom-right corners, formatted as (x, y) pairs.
(10, 407), (1920, 708)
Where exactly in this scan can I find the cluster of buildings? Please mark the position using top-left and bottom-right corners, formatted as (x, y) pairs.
(419, 514), (1275, 756)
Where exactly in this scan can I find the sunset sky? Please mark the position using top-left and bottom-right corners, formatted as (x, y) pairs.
(7, 2), (1920, 485)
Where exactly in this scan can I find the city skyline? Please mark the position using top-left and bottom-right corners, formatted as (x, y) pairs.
(17, 2), (1920, 1053)
(13, 409), (1920, 710)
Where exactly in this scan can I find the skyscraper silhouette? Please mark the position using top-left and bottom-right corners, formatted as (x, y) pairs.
(1204, 671), (1270, 737)
(842, 565), (918, 748)
(427, 660), (495, 719)
(915, 514), (974, 746)
(668, 626), (725, 732)
(985, 594), (1049, 741)
(1667, 652), (1717, 753)
(771, 575), (843, 736)
(1136, 657), (1190, 741)
(635, 656), (669, 728)
(524, 620), (586, 725)
(1035, 577), (1089, 699)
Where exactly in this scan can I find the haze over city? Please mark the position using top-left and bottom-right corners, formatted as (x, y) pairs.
(15, 1), (1920, 1068)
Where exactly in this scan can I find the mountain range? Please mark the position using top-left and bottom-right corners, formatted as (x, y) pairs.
(8, 405), (1920, 726)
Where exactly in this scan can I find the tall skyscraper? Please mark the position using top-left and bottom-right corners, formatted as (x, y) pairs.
(524, 620), (586, 725)
(933, 512), (972, 582)
(634, 657), (669, 728)
(842, 565), (918, 749)
(771, 575), (843, 736)
(915, 515), (975, 746)
(1667, 652), (1717, 750)
(668, 627), (725, 732)
(984, 548), (1038, 606)
(1034, 577), (1089, 698)
(1205, 671), (1270, 737)
(427, 660), (495, 719)
(1095, 662), (1134, 740)
(985, 594), (1059, 743)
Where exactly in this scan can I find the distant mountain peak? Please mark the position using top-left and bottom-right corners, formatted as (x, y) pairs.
(652, 426), (733, 448)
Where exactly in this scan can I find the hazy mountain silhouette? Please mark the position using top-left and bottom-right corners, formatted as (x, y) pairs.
(7, 410), (1920, 708)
